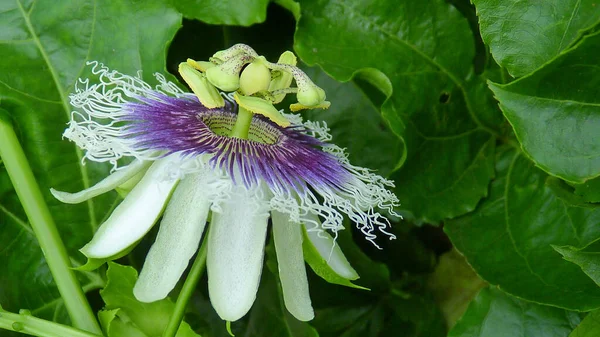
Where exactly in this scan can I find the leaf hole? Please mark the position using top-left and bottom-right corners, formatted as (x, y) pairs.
(439, 92), (450, 104)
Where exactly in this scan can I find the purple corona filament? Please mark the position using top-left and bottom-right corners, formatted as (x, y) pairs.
(120, 93), (350, 193)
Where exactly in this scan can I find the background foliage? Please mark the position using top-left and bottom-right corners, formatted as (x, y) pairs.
(1, 0), (600, 336)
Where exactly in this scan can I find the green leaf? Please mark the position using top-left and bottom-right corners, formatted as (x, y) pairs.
(302, 66), (402, 177)
(489, 31), (600, 184)
(391, 132), (495, 224)
(101, 262), (199, 337)
(311, 288), (446, 337)
(389, 292), (447, 337)
(448, 287), (581, 337)
(275, 0), (300, 20)
(553, 239), (600, 287)
(472, 0), (600, 77)
(294, 0), (500, 223)
(573, 176), (600, 203)
(0, 0), (180, 325)
(446, 147), (600, 310)
(426, 249), (487, 329)
(568, 309), (600, 337)
(173, 0), (269, 26)
(98, 309), (148, 337)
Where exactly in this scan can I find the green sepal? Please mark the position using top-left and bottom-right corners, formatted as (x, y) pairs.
(233, 92), (290, 127)
(115, 167), (148, 198)
(301, 229), (367, 290)
(226, 321), (234, 336)
(178, 62), (224, 108)
(75, 241), (138, 271)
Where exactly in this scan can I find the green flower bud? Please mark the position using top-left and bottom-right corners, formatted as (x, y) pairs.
(178, 62), (224, 108)
(239, 60), (271, 95)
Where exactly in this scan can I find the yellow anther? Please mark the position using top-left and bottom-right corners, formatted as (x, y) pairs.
(290, 101), (331, 112)
(186, 58), (215, 72)
(178, 62), (224, 108)
(234, 92), (290, 127)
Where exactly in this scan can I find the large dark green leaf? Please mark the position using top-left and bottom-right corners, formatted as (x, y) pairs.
(173, 0), (269, 26)
(0, 0), (180, 325)
(446, 147), (600, 310)
(472, 0), (600, 77)
(573, 177), (600, 203)
(568, 309), (600, 337)
(307, 228), (443, 337)
(426, 249), (487, 328)
(554, 239), (600, 288)
(448, 287), (580, 337)
(489, 31), (600, 184)
(294, 0), (499, 223)
(311, 287), (446, 337)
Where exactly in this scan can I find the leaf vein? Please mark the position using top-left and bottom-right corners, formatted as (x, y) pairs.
(15, 0), (97, 233)
(0, 203), (34, 235)
(557, 0), (581, 52)
(504, 153), (553, 287)
(0, 79), (63, 104)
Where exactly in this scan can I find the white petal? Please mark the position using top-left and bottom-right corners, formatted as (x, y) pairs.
(134, 172), (213, 302)
(272, 211), (314, 321)
(81, 158), (179, 258)
(208, 186), (270, 321)
(304, 215), (358, 280)
(51, 160), (151, 204)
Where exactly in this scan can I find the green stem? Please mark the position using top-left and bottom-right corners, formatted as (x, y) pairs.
(0, 308), (103, 337)
(162, 233), (210, 337)
(230, 106), (253, 139)
(0, 112), (102, 334)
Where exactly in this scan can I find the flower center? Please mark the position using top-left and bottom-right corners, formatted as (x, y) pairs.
(200, 109), (280, 145)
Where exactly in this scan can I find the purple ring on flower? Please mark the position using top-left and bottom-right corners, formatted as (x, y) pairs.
(121, 93), (350, 193)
